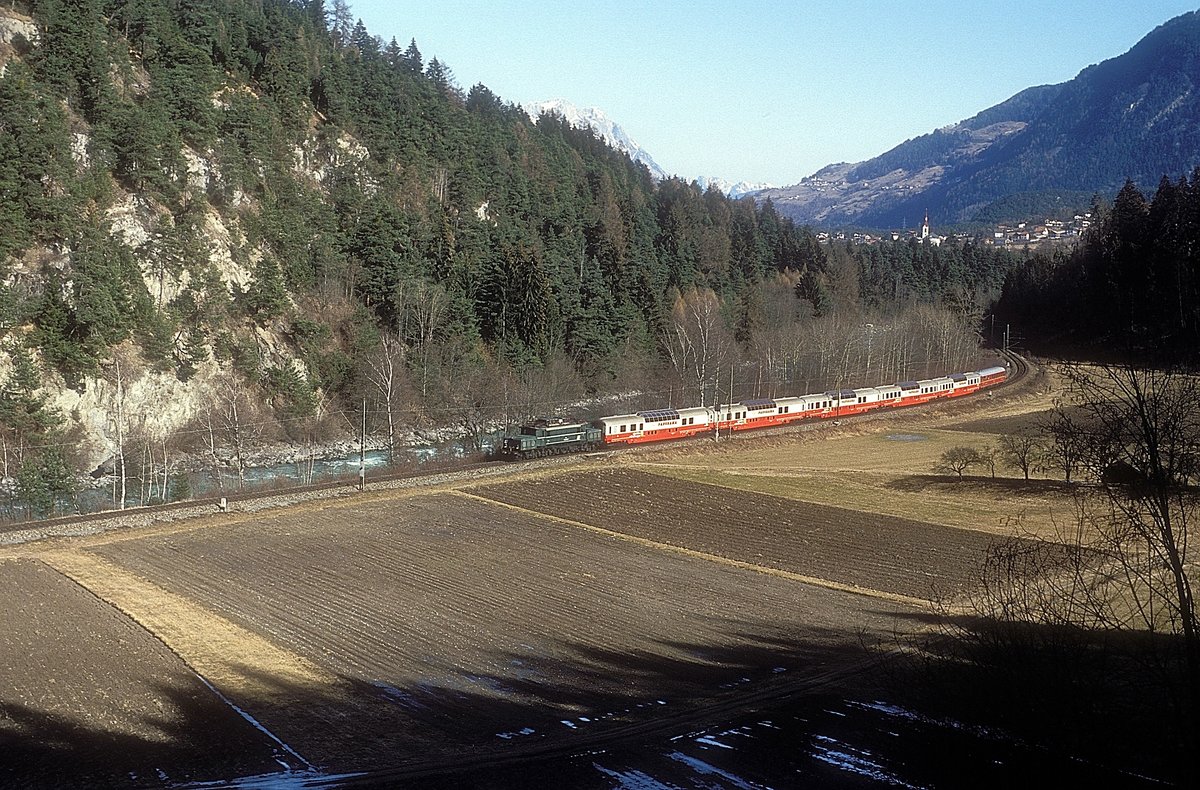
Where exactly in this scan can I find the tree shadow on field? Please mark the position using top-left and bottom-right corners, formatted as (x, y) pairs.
(2, 613), (1188, 787)
(0, 617), (890, 786)
(0, 681), (284, 788)
(872, 608), (1192, 787)
(887, 473), (1076, 496)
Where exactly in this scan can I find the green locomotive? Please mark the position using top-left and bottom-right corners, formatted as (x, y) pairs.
(499, 418), (603, 459)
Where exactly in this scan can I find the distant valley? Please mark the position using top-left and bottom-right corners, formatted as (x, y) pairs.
(552, 11), (1200, 229)
(757, 11), (1200, 228)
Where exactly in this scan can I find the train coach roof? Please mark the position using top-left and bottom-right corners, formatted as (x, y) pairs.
(638, 408), (681, 423)
(597, 413), (639, 425)
(897, 380), (919, 389)
(825, 389), (857, 399)
(977, 366), (1006, 376)
(741, 398), (776, 411)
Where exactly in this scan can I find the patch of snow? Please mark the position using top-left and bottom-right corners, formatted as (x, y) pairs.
(182, 770), (367, 789)
(668, 753), (759, 789)
(592, 764), (679, 790)
(848, 699), (1008, 740)
(371, 681), (426, 711)
(810, 735), (923, 789)
(525, 99), (668, 180)
(192, 672), (313, 771)
(694, 736), (733, 750)
(495, 726), (537, 739)
(695, 176), (777, 198)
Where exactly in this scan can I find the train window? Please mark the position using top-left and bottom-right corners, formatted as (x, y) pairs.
(619, 424), (626, 432)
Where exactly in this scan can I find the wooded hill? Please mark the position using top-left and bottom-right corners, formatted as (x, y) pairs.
(996, 172), (1200, 359)
(0, 0), (1020, 512)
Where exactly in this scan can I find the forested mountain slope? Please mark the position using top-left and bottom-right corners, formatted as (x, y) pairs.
(760, 11), (1200, 228)
(0, 0), (1012, 513)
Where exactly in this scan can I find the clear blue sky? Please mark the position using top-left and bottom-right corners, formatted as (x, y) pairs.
(349, 2), (1199, 186)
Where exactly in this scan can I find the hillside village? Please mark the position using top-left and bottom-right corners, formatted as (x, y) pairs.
(815, 211), (1094, 249)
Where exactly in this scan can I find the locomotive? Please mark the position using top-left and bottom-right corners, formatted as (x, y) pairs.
(499, 365), (1007, 459)
(499, 418), (603, 459)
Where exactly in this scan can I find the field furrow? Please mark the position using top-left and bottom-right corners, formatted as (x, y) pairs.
(0, 558), (283, 786)
(473, 468), (1003, 601)
(89, 490), (913, 767)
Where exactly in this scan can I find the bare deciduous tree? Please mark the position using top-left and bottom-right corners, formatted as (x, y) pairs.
(202, 389), (265, 490)
(1040, 407), (1089, 483)
(1060, 365), (1199, 695)
(972, 363), (1200, 752)
(393, 278), (448, 398)
(935, 446), (982, 480)
(663, 287), (731, 405)
(1000, 432), (1044, 481)
(364, 331), (408, 462)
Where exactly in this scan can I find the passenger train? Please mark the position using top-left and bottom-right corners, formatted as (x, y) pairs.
(499, 365), (1007, 459)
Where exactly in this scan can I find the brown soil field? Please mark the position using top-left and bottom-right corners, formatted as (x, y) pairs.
(0, 358), (1085, 784)
(84, 490), (914, 775)
(474, 468), (1004, 602)
(0, 558), (281, 786)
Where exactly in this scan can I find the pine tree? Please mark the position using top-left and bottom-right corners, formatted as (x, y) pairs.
(402, 37), (423, 74)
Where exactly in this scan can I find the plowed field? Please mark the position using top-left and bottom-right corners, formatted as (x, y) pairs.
(0, 559), (280, 786)
(475, 468), (1001, 601)
(89, 490), (915, 771)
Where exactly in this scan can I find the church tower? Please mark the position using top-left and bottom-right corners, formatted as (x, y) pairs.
(920, 210), (930, 240)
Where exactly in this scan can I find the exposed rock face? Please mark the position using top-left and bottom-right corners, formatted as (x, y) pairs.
(45, 352), (224, 470)
(0, 7), (351, 470)
(0, 11), (37, 49)
(0, 9), (36, 74)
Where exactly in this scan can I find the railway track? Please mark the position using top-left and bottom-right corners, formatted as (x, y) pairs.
(2, 351), (1031, 543)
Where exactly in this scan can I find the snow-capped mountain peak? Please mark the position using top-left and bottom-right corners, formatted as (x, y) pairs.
(524, 99), (775, 198)
(525, 99), (668, 181)
(695, 175), (777, 199)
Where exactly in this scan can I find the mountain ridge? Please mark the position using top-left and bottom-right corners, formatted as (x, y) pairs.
(525, 98), (775, 197)
(758, 10), (1200, 228)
